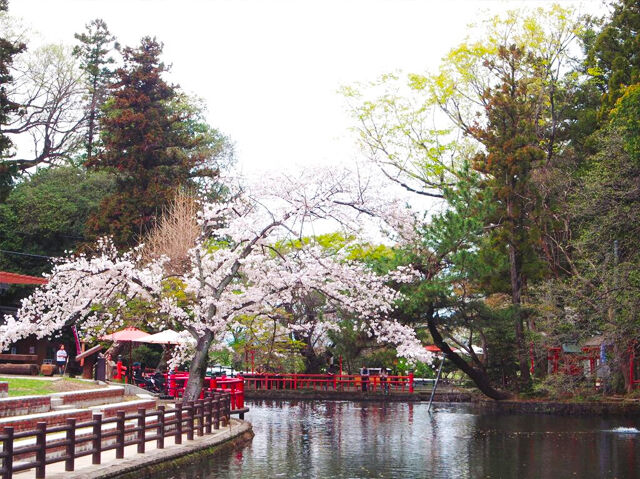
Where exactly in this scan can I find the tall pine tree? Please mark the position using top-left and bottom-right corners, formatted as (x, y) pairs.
(73, 18), (117, 162)
(470, 46), (548, 387)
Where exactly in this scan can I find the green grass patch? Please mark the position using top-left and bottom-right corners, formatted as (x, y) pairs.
(0, 377), (56, 397)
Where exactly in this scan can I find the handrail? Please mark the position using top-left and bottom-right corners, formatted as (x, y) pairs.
(0, 391), (234, 479)
(242, 373), (414, 393)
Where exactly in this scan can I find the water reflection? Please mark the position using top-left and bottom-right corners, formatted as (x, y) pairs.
(162, 401), (640, 479)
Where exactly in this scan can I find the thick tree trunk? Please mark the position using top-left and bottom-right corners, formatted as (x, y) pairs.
(427, 311), (511, 400)
(302, 344), (325, 373)
(182, 330), (214, 402)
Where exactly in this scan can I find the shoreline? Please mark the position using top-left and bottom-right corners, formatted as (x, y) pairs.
(245, 389), (640, 416)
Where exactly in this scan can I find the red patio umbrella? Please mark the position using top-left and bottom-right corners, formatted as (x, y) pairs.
(100, 327), (150, 342)
(425, 345), (443, 353)
(100, 327), (150, 382)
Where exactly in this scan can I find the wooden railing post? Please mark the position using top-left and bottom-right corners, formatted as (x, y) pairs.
(186, 401), (195, 440)
(213, 394), (220, 430)
(137, 408), (146, 454)
(157, 406), (165, 449)
(116, 411), (125, 459)
(196, 399), (204, 436)
(35, 422), (46, 479)
(175, 403), (183, 445)
(65, 418), (76, 471)
(92, 413), (102, 464)
(204, 397), (212, 434)
(225, 393), (231, 425)
(3, 426), (13, 479)
(220, 394), (227, 426)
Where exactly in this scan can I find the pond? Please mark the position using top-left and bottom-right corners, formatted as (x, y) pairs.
(163, 400), (640, 479)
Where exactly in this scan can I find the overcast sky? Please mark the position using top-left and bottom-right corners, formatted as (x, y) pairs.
(12, 0), (605, 177)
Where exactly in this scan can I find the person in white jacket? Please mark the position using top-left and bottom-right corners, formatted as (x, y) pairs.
(56, 344), (68, 375)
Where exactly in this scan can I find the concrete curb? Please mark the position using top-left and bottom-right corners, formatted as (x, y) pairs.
(45, 419), (253, 479)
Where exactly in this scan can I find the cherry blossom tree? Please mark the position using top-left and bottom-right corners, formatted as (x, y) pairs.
(1, 167), (432, 401)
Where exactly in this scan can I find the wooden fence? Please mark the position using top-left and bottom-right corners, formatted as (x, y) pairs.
(0, 391), (232, 479)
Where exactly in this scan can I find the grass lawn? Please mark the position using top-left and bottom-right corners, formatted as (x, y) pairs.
(0, 377), (104, 397)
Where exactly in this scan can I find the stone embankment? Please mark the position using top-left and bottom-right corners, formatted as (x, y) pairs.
(245, 387), (640, 416)
(245, 388), (471, 402)
(477, 398), (640, 416)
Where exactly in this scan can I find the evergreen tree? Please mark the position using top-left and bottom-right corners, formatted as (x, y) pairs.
(73, 18), (117, 162)
(88, 37), (231, 247)
(0, 0), (26, 200)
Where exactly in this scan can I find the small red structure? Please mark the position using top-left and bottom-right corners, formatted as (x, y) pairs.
(546, 344), (599, 376)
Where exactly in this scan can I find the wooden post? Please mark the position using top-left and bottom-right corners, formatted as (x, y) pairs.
(116, 411), (125, 459)
(196, 400), (204, 436)
(137, 408), (145, 454)
(175, 403), (183, 445)
(204, 397), (212, 434)
(65, 418), (76, 471)
(213, 395), (220, 430)
(223, 393), (230, 426)
(3, 426), (13, 479)
(157, 406), (165, 449)
(219, 394), (226, 427)
(92, 413), (102, 464)
(35, 422), (46, 479)
(186, 401), (195, 440)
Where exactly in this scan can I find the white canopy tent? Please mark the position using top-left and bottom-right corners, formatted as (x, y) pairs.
(135, 329), (195, 346)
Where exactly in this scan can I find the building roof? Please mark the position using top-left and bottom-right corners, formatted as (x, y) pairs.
(0, 272), (48, 285)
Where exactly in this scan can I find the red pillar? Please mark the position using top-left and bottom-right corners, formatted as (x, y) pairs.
(236, 376), (244, 409)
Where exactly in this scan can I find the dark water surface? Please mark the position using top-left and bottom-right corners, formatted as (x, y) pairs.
(165, 400), (640, 479)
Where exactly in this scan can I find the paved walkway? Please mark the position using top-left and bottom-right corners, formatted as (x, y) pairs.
(14, 419), (251, 479)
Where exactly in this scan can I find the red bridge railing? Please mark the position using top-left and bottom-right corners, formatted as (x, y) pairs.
(242, 373), (414, 393)
(163, 371), (413, 406)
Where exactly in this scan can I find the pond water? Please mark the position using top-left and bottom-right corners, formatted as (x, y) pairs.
(163, 400), (640, 479)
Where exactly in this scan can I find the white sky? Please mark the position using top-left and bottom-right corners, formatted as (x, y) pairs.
(12, 0), (604, 177)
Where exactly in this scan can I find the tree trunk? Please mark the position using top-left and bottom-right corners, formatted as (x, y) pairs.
(426, 311), (511, 400)
(182, 330), (214, 402)
(508, 241), (531, 386)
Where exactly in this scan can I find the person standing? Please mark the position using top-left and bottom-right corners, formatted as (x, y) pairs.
(56, 344), (68, 375)
(380, 368), (389, 395)
(361, 366), (369, 392)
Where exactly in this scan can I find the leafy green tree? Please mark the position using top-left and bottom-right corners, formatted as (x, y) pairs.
(345, 6), (587, 397)
(587, 0), (640, 118)
(563, 84), (640, 391)
(0, 166), (116, 276)
(73, 18), (118, 162)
